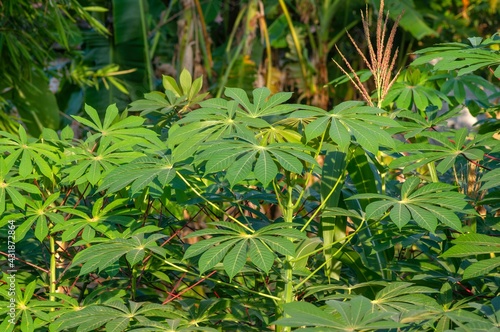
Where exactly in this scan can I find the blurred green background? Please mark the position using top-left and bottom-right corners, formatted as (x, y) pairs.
(1, 0), (498, 136)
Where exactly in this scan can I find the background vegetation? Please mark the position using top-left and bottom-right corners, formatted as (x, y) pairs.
(0, 0), (499, 331)
(2, 0), (499, 130)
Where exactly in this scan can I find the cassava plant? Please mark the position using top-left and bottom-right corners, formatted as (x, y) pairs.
(1, 5), (500, 332)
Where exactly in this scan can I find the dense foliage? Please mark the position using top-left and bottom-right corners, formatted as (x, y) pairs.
(2, 0), (499, 131)
(1, 1), (500, 331)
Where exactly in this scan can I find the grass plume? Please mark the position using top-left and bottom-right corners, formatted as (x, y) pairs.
(333, 0), (403, 107)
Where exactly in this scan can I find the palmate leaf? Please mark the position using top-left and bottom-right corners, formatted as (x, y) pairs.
(99, 155), (176, 194)
(73, 104), (159, 144)
(0, 157), (40, 214)
(290, 101), (400, 154)
(224, 87), (295, 117)
(167, 106), (263, 163)
(442, 234), (500, 280)
(166, 87), (296, 162)
(466, 297), (500, 330)
(396, 107), (464, 138)
(351, 177), (467, 232)
(63, 138), (145, 186)
(17, 194), (64, 241)
(51, 198), (137, 242)
(412, 36), (500, 78)
(405, 300), (492, 332)
(383, 82), (450, 110)
(272, 301), (343, 328)
(440, 73), (497, 105)
(50, 300), (184, 332)
(371, 282), (439, 313)
(392, 128), (486, 174)
(184, 236), (236, 259)
(0, 279), (43, 331)
(127, 91), (177, 115)
(196, 140), (317, 187)
(183, 222), (300, 278)
(273, 296), (403, 330)
(51, 306), (122, 332)
(0, 126), (60, 179)
(72, 234), (167, 275)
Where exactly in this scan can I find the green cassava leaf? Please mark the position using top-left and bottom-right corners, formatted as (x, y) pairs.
(183, 236), (236, 259)
(254, 150), (278, 187)
(292, 101), (398, 153)
(462, 256), (500, 280)
(223, 240), (248, 280)
(305, 116), (330, 141)
(406, 204), (437, 232)
(453, 233), (500, 245)
(390, 203), (411, 229)
(248, 238), (274, 273)
(442, 245), (500, 258)
(226, 151), (256, 186)
(366, 201), (395, 220)
(259, 236), (295, 257)
(199, 239), (241, 274)
(273, 301), (341, 328)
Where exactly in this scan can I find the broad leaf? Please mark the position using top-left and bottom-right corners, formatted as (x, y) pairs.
(353, 177), (467, 232)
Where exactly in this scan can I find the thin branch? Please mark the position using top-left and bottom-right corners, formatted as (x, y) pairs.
(0, 251), (50, 273)
(162, 270), (216, 304)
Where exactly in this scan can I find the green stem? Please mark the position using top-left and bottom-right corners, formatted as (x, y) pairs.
(452, 164), (459, 187)
(291, 221), (363, 263)
(276, 176), (295, 332)
(300, 169), (344, 232)
(428, 162), (439, 183)
(49, 232), (56, 307)
(176, 171), (254, 233)
(294, 219), (367, 290)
